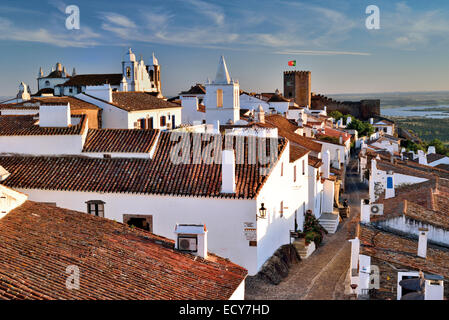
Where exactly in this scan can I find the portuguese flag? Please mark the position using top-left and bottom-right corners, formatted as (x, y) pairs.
(288, 60), (296, 66)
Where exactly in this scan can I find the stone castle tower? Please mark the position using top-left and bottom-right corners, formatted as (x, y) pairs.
(283, 71), (311, 108)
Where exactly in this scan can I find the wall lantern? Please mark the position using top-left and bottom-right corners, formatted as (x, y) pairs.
(257, 203), (267, 220)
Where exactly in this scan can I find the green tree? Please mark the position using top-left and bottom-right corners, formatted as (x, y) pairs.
(346, 119), (375, 137)
(329, 111), (343, 121)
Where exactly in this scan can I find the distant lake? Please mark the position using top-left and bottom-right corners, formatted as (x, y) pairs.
(381, 105), (449, 119)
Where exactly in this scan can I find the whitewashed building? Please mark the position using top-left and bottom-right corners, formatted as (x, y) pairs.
(77, 85), (181, 130)
(0, 132), (310, 275)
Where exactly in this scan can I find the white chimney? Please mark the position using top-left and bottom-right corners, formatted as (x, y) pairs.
(84, 84), (113, 103)
(385, 171), (395, 199)
(418, 228), (428, 258)
(424, 275), (444, 300)
(346, 116), (352, 126)
(222, 149), (236, 193)
(427, 146), (436, 155)
(418, 150), (428, 165)
(361, 199), (371, 223)
(174, 224), (208, 258)
(39, 103), (71, 127)
(322, 150), (330, 179)
(336, 149), (342, 169)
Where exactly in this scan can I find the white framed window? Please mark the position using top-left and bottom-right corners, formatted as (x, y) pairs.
(86, 200), (105, 217)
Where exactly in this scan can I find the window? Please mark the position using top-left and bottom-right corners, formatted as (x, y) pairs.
(302, 160), (306, 175)
(126, 67), (131, 78)
(160, 116), (166, 127)
(149, 70), (154, 81)
(45, 80), (50, 87)
(147, 117), (154, 129)
(216, 89), (223, 107)
(293, 166), (297, 182)
(86, 200), (105, 217)
(123, 214), (153, 232)
(139, 118), (146, 130)
(281, 163), (284, 176)
(280, 201), (284, 217)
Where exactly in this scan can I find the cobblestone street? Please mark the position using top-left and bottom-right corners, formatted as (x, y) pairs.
(246, 158), (367, 300)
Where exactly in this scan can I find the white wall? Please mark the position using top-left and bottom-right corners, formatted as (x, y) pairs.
(428, 157), (449, 167)
(323, 179), (335, 213)
(378, 216), (449, 246)
(15, 188), (260, 274)
(239, 94), (270, 111)
(77, 93), (128, 129)
(205, 83), (240, 125)
(268, 102), (289, 114)
(228, 279), (246, 300)
(0, 109), (39, 115)
(317, 141), (349, 168)
(127, 108), (181, 130)
(181, 96), (205, 124)
(255, 144), (309, 270)
(0, 134), (85, 155)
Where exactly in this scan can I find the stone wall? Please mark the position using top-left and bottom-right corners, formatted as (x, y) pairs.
(370, 257), (449, 300)
(311, 93), (380, 120)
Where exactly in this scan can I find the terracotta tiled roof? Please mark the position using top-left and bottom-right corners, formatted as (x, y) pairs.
(308, 155), (322, 168)
(359, 224), (449, 279)
(82, 129), (160, 153)
(318, 127), (351, 143)
(0, 132), (287, 199)
(0, 114), (86, 136)
(265, 115), (322, 153)
(267, 93), (290, 103)
(107, 92), (181, 112)
(290, 145), (309, 162)
(372, 198), (449, 231)
(427, 153), (447, 164)
(400, 159), (449, 180)
(58, 74), (122, 87)
(0, 97), (100, 111)
(0, 201), (247, 300)
(180, 84), (206, 95)
(43, 70), (69, 79)
(376, 160), (436, 180)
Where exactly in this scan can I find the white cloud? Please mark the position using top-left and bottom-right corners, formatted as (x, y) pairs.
(0, 17), (101, 47)
(382, 2), (449, 49)
(183, 0), (225, 26)
(101, 13), (137, 28)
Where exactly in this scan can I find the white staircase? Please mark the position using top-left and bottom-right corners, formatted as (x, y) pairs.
(293, 239), (316, 259)
(318, 212), (339, 234)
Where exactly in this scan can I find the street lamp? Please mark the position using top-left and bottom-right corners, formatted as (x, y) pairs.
(257, 203), (267, 220)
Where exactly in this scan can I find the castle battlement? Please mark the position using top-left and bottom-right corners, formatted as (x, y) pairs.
(283, 70), (311, 75)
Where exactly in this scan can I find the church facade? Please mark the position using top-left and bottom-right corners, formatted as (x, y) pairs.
(35, 48), (162, 98)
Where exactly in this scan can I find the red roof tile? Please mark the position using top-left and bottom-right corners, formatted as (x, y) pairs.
(83, 129), (160, 153)
(0, 114), (87, 136)
(265, 115), (322, 153)
(110, 92), (181, 112)
(0, 132), (287, 199)
(359, 224), (449, 279)
(0, 201), (247, 300)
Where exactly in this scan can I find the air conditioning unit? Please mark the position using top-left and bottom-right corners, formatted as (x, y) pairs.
(370, 204), (384, 215)
(178, 236), (197, 252)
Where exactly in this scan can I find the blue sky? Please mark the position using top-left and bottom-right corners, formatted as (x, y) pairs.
(0, 0), (448, 97)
